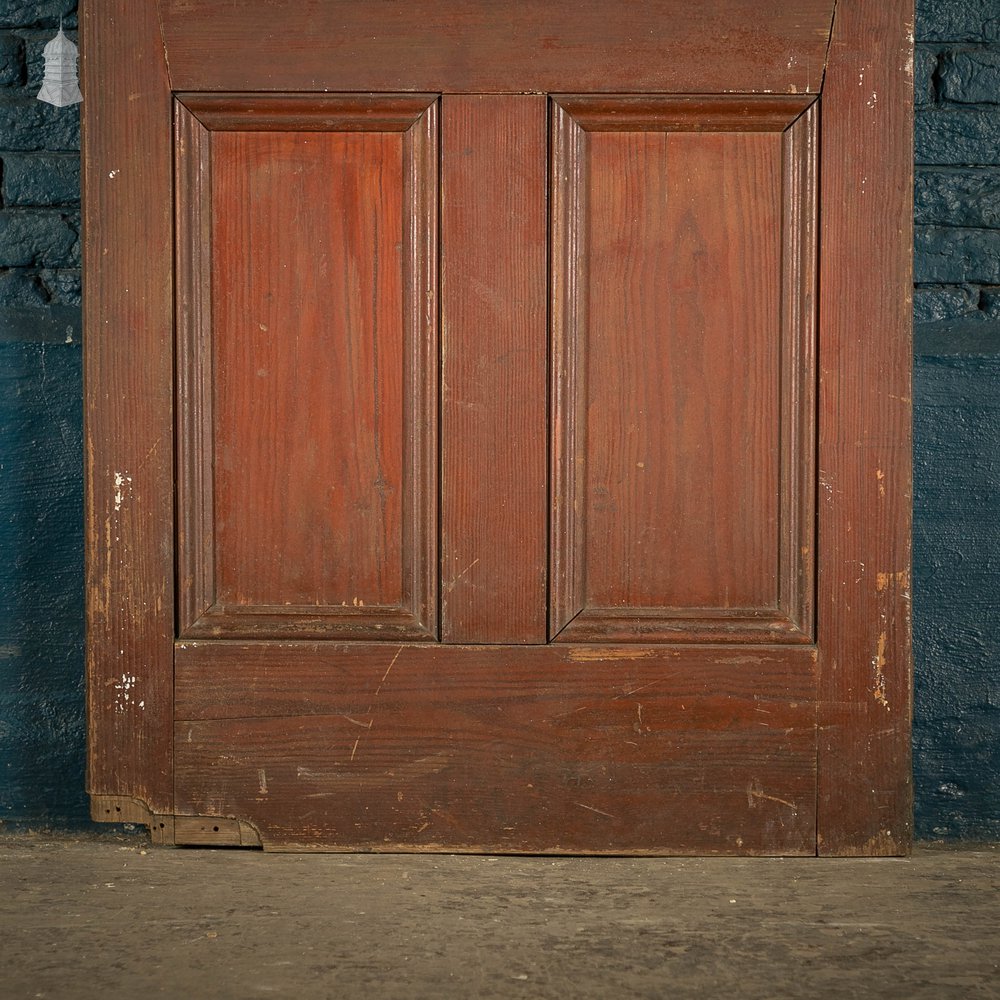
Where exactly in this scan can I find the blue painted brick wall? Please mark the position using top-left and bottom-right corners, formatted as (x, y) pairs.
(1, 1), (998, 837)
(0, 0), (87, 826)
(914, 0), (1000, 840)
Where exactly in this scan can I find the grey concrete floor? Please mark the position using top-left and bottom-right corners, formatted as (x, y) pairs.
(0, 834), (997, 1000)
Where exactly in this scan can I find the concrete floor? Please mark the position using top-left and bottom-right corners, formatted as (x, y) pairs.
(0, 834), (997, 1000)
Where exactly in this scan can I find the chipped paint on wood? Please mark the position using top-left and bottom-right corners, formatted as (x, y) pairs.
(872, 632), (890, 709)
(113, 471), (132, 513)
(876, 570), (910, 592)
(567, 648), (657, 662)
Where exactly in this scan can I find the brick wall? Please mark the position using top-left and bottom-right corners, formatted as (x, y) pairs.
(915, 1), (1000, 348)
(0, 1), (87, 827)
(913, 0), (1000, 841)
(0, 0), (80, 345)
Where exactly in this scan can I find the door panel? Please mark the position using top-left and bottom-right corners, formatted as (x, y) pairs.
(175, 96), (439, 640)
(173, 640), (818, 854)
(551, 97), (817, 643)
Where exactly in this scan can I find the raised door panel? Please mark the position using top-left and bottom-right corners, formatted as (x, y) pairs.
(551, 97), (817, 644)
(175, 96), (438, 640)
(173, 641), (818, 854)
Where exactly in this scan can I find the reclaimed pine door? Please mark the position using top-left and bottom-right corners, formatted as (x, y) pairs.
(84, 1), (914, 854)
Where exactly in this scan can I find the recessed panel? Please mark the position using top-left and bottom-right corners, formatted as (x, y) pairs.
(176, 96), (438, 640)
(551, 97), (817, 643)
(586, 129), (781, 608)
(212, 129), (404, 611)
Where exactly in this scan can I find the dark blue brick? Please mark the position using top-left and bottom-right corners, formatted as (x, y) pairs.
(0, 269), (45, 307)
(979, 287), (1000, 318)
(915, 317), (1000, 356)
(0, 304), (80, 343)
(0, 2), (77, 30)
(0, 268), (49, 307)
(913, 284), (981, 323)
(0, 95), (79, 151)
(1, 153), (79, 206)
(915, 47), (939, 108)
(0, 210), (78, 267)
(939, 48), (1000, 104)
(916, 109), (1000, 164)
(0, 32), (24, 86)
(917, 0), (1000, 43)
(915, 226), (1000, 283)
(38, 268), (80, 306)
(915, 167), (1000, 226)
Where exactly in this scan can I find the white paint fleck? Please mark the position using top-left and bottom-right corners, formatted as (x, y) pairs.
(108, 169), (119, 178)
(113, 673), (137, 714)
(113, 471), (132, 512)
(867, 91), (878, 109)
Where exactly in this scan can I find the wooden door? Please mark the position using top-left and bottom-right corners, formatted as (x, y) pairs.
(83, 1), (914, 854)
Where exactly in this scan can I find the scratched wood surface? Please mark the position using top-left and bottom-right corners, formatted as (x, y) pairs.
(815, 0), (914, 855)
(174, 642), (818, 854)
(175, 96), (438, 641)
(82, 0), (175, 815)
(550, 97), (817, 644)
(155, 0), (836, 96)
(439, 96), (548, 643)
(87, 1), (911, 855)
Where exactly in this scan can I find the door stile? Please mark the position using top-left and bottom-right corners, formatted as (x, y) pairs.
(816, 0), (914, 855)
(82, 0), (176, 818)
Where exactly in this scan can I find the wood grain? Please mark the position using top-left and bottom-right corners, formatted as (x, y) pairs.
(175, 96), (438, 640)
(174, 642), (817, 720)
(781, 105), (819, 638)
(180, 93), (436, 132)
(156, 0), (835, 96)
(440, 96), (548, 643)
(174, 641), (817, 854)
(174, 104), (212, 633)
(82, 0), (175, 815)
(555, 95), (814, 131)
(87, 1), (911, 856)
(815, 0), (914, 855)
(551, 97), (817, 644)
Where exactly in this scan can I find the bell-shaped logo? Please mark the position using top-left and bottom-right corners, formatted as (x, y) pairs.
(37, 23), (83, 108)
